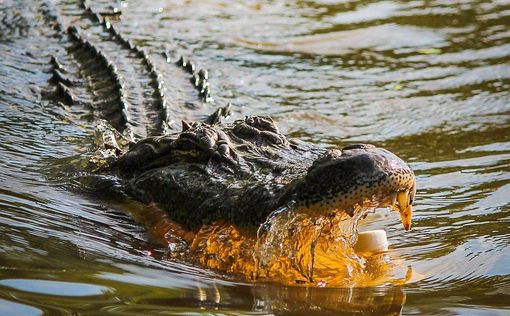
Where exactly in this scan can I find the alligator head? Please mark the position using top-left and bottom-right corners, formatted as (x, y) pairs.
(101, 116), (416, 231)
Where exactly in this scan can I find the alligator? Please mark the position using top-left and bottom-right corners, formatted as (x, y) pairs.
(6, 0), (416, 285)
(102, 118), (416, 232)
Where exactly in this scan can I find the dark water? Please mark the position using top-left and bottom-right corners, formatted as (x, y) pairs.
(1, 0), (509, 315)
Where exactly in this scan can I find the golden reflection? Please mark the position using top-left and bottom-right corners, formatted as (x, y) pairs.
(124, 201), (416, 287)
(252, 284), (407, 315)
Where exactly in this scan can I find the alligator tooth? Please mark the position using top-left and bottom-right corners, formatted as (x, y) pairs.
(397, 191), (412, 231)
(113, 72), (121, 83)
(390, 191), (397, 205)
(397, 190), (409, 209)
(390, 191), (397, 208)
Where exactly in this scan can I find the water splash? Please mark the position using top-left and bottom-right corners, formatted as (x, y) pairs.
(188, 202), (400, 287)
(253, 203), (377, 286)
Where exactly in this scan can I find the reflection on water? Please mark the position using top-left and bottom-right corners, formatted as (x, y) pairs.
(1, 0), (509, 314)
(0, 279), (112, 296)
(237, 23), (447, 55)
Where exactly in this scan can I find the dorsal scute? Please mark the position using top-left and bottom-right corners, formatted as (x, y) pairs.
(232, 116), (289, 148)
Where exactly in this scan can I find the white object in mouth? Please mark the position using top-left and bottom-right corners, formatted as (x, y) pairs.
(354, 229), (389, 253)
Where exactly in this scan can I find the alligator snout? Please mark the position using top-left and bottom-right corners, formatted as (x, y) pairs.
(294, 144), (416, 230)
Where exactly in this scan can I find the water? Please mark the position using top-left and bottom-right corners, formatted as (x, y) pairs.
(1, 0), (509, 314)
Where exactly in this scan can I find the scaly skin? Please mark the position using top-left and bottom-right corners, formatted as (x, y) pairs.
(39, 0), (216, 138)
